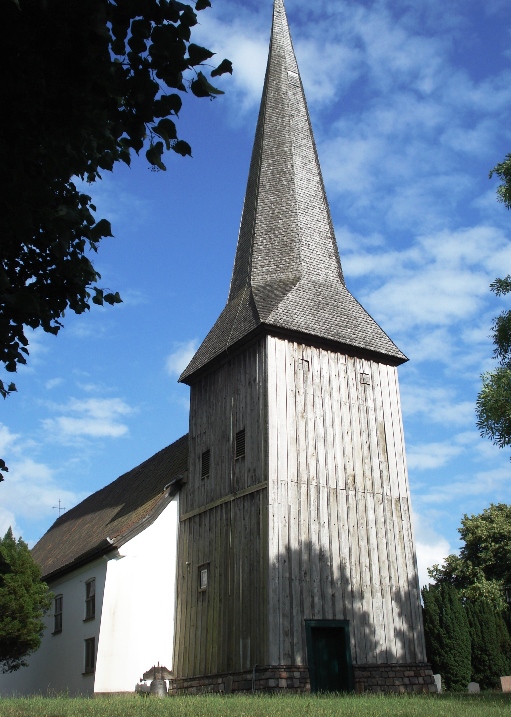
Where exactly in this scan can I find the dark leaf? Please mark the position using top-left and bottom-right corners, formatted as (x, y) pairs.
(131, 18), (152, 39)
(90, 219), (114, 241)
(146, 141), (167, 170)
(187, 43), (215, 66)
(196, 0), (211, 9)
(211, 58), (233, 77)
(191, 71), (224, 98)
(111, 37), (126, 56)
(177, 23), (191, 42)
(128, 35), (147, 54)
(153, 93), (182, 117)
(153, 118), (177, 149)
(172, 140), (192, 157)
(180, 5), (198, 26)
(92, 289), (104, 306)
(104, 292), (123, 305)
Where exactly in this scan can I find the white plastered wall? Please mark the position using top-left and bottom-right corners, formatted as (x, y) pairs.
(0, 496), (179, 696)
(93, 497), (179, 693)
(0, 558), (107, 696)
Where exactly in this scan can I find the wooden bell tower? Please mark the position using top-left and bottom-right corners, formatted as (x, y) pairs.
(173, 0), (434, 695)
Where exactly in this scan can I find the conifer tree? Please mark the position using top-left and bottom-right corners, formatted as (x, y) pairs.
(465, 600), (510, 689)
(0, 528), (52, 673)
(422, 583), (471, 691)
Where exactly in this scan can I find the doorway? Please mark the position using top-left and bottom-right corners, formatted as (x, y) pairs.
(305, 620), (354, 693)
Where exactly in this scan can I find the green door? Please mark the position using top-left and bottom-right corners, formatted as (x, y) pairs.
(305, 620), (354, 693)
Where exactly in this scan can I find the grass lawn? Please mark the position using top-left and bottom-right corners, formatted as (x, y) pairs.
(0, 693), (510, 717)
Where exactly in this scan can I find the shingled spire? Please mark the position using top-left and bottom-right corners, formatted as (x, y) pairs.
(180, 0), (406, 383)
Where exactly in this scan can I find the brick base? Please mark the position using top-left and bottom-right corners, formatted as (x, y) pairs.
(168, 663), (435, 695)
(354, 663), (436, 694)
(168, 666), (310, 695)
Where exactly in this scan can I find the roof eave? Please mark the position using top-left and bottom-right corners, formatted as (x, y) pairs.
(179, 323), (408, 386)
(39, 477), (185, 582)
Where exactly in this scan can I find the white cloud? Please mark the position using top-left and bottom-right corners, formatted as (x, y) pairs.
(339, 224), (510, 377)
(419, 466), (511, 505)
(401, 384), (475, 427)
(412, 510), (453, 589)
(407, 441), (463, 471)
(45, 378), (64, 390)
(0, 424), (19, 456)
(0, 507), (19, 540)
(0, 457), (86, 530)
(296, 39), (361, 107)
(165, 340), (198, 377)
(192, 14), (268, 112)
(42, 397), (135, 440)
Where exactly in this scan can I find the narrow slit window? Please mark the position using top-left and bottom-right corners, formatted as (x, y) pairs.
(201, 449), (210, 479)
(199, 565), (208, 592)
(235, 428), (246, 460)
(85, 578), (95, 620)
(84, 637), (96, 673)
(53, 595), (63, 633)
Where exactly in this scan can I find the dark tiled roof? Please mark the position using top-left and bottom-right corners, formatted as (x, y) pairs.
(32, 435), (188, 580)
(180, 0), (406, 383)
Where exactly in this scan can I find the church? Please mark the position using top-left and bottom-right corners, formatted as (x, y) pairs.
(0, 0), (435, 696)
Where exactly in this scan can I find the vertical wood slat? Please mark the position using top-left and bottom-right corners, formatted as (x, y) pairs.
(267, 337), (281, 665)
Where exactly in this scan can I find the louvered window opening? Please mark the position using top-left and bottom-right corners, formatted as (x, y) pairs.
(54, 595), (63, 633)
(235, 428), (246, 460)
(201, 449), (210, 479)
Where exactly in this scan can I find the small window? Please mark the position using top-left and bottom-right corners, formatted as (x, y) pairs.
(199, 565), (208, 592)
(201, 449), (210, 479)
(235, 428), (245, 460)
(85, 578), (95, 620)
(298, 358), (309, 371)
(360, 372), (370, 385)
(53, 595), (63, 633)
(84, 637), (96, 673)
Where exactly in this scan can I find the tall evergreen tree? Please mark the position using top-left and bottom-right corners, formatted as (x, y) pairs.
(422, 583), (471, 691)
(0, 528), (52, 673)
(465, 600), (510, 689)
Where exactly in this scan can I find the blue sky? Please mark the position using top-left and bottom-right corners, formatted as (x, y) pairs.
(1, 0), (511, 588)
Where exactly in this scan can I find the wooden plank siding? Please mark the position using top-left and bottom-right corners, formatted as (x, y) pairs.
(175, 333), (425, 679)
(174, 339), (269, 678)
(266, 336), (425, 667)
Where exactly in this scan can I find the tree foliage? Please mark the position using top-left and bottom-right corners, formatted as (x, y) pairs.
(465, 600), (511, 689)
(0, 0), (231, 479)
(428, 503), (511, 611)
(422, 583), (471, 691)
(490, 154), (511, 210)
(0, 528), (52, 673)
(476, 276), (511, 453)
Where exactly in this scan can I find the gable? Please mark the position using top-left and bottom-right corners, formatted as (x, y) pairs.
(32, 434), (188, 580)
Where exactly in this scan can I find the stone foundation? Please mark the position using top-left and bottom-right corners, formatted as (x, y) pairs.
(354, 663), (436, 694)
(168, 666), (309, 695)
(168, 663), (435, 695)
